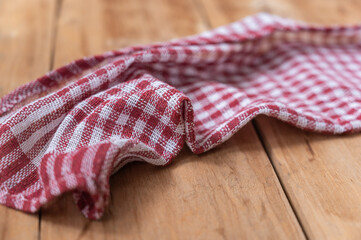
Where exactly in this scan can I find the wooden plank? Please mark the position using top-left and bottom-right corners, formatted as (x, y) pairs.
(198, 0), (361, 27)
(256, 116), (361, 239)
(0, 0), (57, 239)
(40, 0), (305, 239)
(199, 0), (361, 238)
(51, 0), (208, 67)
(42, 126), (304, 240)
(0, 0), (57, 95)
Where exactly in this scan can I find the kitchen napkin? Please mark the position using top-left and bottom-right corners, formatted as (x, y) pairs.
(1, 13), (361, 219)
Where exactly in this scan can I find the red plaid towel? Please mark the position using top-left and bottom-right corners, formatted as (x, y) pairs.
(1, 13), (361, 219)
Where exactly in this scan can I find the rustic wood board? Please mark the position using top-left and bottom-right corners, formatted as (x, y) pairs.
(41, 125), (304, 240)
(1, 0), (361, 239)
(256, 116), (361, 239)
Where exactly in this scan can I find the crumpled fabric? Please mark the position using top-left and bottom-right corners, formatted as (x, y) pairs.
(1, 13), (361, 219)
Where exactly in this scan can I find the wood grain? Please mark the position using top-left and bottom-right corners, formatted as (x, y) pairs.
(52, 0), (207, 68)
(0, 0), (57, 95)
(199, 0), (361, 238)
(41, 126), (304, 240)
(0, 0), (57, 239)
(256, 116), (361, 239)
(199, 0), (361, 27)
(40, 0), (304, 239)
(5, 0), (361, 239)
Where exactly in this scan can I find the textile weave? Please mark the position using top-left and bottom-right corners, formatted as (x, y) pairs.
(1, 14), (361, 219)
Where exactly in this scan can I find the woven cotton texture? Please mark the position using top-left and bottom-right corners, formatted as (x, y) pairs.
(1, 13), (361, 219)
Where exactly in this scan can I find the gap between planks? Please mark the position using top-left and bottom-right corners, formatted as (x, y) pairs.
(192, 0), (308, 238)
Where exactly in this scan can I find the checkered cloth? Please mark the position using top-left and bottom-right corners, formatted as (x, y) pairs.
(1, 13), (361, 219)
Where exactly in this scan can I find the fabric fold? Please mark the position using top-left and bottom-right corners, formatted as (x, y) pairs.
(1, 13), (361, 219)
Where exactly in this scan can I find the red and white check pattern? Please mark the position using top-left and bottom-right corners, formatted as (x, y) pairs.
(1, 13), (361, 219)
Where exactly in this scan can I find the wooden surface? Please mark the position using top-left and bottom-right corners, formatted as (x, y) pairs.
(0, 0), (361, 239)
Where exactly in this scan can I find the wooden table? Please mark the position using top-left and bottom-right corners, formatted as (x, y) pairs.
(1, 0), (361, 239)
